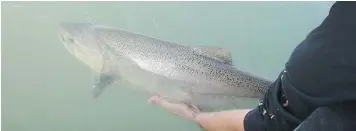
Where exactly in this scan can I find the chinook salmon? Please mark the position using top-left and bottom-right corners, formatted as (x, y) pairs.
(58, 22), (272, 111)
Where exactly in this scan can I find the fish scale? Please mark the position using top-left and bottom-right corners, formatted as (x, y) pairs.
(59, 22), (272, 111)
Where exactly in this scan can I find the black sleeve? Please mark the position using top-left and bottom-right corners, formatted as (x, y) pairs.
(244, 2), (356, 131)
(243, 72), (301, 131)
(283, 1), (356, 119)
(294, 102), (356, 131)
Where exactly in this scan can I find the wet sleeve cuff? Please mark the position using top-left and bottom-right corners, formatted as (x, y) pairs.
(243, 107), (265, 131)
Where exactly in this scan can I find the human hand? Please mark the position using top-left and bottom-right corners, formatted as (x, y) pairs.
(147, 95), (164, 105)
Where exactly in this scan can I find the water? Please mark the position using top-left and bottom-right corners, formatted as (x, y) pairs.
(2, 1), (333, 131)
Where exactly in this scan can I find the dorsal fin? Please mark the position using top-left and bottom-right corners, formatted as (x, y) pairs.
(193, 46), (233, 65)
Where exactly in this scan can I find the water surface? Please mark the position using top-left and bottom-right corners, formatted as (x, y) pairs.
(2, 2), (332, 131)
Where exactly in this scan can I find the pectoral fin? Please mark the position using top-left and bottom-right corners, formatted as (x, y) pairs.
(193, 46), (233, 65)
(92, 73), (116, 99)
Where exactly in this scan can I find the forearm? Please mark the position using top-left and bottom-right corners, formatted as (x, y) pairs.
(158, 100), (197, 121)
(152, 96), (251, 131)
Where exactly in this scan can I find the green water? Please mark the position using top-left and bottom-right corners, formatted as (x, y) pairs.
(2, 1), (333, 131)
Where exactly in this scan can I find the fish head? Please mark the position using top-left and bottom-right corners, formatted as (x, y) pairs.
(58, 22), (104, 72)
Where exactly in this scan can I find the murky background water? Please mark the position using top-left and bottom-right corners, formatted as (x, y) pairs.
(2, 1), (333, 131)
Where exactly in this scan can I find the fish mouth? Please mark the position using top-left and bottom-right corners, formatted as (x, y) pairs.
(58, 28), (77, 58)
(59, 33), (65, 41)
(58, 33), (70, 45)
(57, 25), (70, 44)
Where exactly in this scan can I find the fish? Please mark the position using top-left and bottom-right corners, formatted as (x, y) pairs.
(58, 22), (272, 111)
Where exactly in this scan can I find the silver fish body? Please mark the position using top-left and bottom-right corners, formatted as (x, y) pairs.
(58, 22), (272, 111)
